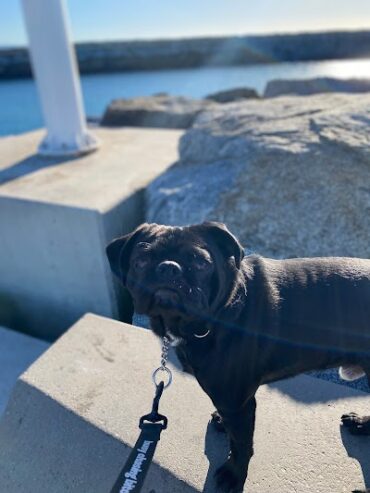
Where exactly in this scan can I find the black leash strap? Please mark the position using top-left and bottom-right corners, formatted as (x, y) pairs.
(110, 382), (168, 493)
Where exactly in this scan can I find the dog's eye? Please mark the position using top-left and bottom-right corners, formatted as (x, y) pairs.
(194, 258), (210, 270)
(185, 251), (212, 271)
(187, 253), (210, 271)
(136, 242), (151, 250)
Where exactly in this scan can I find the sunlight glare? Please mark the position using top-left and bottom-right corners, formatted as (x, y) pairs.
(316, 59), (370, 79)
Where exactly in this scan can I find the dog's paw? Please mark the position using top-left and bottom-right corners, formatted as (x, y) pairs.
(341, 413), (370, 435)
(214, 459), (244, 492)
(211, 411), (227, 433)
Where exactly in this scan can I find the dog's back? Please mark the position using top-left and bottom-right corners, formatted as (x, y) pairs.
(243, 255), (370, 365)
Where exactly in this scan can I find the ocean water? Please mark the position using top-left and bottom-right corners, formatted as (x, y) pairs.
(1, 58), (370, 137)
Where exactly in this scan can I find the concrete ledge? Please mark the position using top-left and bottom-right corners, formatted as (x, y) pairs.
(0, 128), (182, 338)
(0, 326), (49, 416)
(0, 314), (368, 492)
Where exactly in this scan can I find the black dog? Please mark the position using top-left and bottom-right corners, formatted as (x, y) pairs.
(107, 222), (370, 493)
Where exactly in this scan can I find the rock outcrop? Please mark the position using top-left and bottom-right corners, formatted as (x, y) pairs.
(101, 94), (214, 129)
(264, 77), (370, 97)
(205, 87), (259, 103)
(147, 93), (370, 258)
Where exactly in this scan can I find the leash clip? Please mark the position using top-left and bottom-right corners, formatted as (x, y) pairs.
(140, 380), (168, 430)
(139, 414), (168, 431)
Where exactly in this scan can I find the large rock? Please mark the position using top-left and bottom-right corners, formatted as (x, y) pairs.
(205, 87), (259, 103)
(147, 93), (370, 258)
(101, 95), (214, 129)
(264, 77), (370, 97)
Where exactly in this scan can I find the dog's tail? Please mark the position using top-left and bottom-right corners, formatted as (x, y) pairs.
(339, 365), (366, 381)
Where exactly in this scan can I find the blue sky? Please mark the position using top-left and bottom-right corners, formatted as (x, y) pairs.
(2, 0), (370, 47)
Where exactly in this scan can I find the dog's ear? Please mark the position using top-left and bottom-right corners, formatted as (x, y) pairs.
(192, 221), (245, 269)
(106, 223), (154, 285)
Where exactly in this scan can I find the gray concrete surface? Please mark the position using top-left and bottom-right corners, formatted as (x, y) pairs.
(0, 127), (182, 338)
(0, 313), (368, 493)
(0, 325), (49, 416)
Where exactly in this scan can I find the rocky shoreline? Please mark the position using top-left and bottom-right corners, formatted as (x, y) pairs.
(2, 30), (370, 79)
(100, 78), (370, 129)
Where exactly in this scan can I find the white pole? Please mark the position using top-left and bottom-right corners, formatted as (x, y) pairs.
(21, 0), (99, 157)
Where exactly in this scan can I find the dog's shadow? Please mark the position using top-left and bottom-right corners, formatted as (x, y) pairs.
(202, 419), (229, 493)
(165, 348), (227, 490)
(270, 377), (369, 489)
(200, 421), (370, 493)
(341, 426), (370, 491)
(167, 349), (229, 491)
(268, 375), (369, 404)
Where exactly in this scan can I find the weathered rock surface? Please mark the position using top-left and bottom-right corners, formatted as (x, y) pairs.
(265, 77), (370, 97)
(101, 94), (214, 129)
(205, 87), (259, 103)
(147, 93), (370, 258)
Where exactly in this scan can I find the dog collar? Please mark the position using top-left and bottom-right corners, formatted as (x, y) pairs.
(193, 328), (211, 339)
(165, 326), (211, 344)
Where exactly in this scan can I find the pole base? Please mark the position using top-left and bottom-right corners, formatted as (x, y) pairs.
(38, 130), (100, 157)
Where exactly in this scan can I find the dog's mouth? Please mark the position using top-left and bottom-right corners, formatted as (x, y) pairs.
(132, 282), (210, 339)
(154, 288), (181, 310)
(145, 288), (190, 341)
(151, 288), (186, 333)
(131, 283), (184, 315)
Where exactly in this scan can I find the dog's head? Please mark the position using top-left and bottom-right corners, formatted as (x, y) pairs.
(106, 222), (245, 339)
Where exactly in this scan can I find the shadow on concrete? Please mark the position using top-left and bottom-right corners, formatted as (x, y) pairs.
(268, 375), (369, 404)
(0, 291), (26, 333)
(0, 381), (201, 493)
(0, 154), (80, 186)
(202, 419), (229, 492)
(341, 425), (370, 491)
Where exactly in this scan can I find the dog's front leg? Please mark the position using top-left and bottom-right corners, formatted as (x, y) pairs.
(215, 396), (256, 492)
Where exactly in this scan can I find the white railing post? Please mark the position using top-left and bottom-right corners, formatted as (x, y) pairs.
(21, 0), (99, 157)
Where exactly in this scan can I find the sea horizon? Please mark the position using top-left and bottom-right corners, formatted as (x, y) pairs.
(2, 26), (370, 50)
(2, 57), (370, 137)
(2, 29), (370, 82)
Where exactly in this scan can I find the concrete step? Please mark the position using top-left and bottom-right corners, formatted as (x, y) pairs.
(0, 127), (182, 338)
(0, 313), (368, 492)
(0, 326), (49, 416)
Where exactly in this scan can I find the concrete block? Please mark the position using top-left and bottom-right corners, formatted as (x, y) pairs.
(0, 326), (49, 416)
(0, 127), (182, 338)
(0, 313), (368, 492)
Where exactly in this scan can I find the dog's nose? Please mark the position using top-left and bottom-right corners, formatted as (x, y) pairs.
(156, 260), (182, 281)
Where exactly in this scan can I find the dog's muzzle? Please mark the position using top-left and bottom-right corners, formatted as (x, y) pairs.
(154, 288), (180, 308)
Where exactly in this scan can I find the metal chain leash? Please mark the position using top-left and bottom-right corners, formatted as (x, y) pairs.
(152, 336), (173, 389)
(160, 335), (170, 367)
